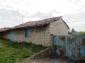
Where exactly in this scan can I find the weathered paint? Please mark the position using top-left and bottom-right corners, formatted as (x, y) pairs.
(25, 28), (30, 37)
(10, 31), (15, 42)
(53, 35), (85, 60)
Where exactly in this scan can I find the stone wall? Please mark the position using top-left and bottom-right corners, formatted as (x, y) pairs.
(25, 25), (51, 46)
(1, 19), (69, 47)
(1, 25), (52, 47)
(50, 18), (68, 35)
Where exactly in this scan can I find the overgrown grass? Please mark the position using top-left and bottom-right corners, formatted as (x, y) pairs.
(0, 39), (46, 63)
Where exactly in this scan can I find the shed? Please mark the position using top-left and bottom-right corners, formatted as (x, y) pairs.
(0, 16), (69, 46)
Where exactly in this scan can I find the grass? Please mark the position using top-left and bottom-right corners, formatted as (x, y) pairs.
(0, 39), (46, 63)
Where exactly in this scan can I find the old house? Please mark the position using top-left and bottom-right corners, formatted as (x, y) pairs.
(0, 16), (69, 46)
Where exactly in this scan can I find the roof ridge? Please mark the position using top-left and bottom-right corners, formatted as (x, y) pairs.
(14, 16), (61, 28)
(0, 16), (69, 32)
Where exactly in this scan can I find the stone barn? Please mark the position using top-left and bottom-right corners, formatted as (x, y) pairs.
(0, 16), (69, 47)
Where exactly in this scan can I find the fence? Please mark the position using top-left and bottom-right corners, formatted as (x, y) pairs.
(53, 35), (85, 60)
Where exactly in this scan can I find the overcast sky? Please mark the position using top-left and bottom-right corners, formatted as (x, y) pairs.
(0, 0), (85, 31)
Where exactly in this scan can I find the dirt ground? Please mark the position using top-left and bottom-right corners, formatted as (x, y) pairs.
(21, 57), (76, 63)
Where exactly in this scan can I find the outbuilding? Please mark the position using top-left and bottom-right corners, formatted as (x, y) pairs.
(0, 16), (69, 46)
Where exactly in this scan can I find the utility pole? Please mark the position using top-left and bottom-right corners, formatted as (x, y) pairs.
(21, 15), (29, 23)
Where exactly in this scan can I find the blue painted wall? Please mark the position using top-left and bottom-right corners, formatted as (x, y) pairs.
(10, 31), (15, 42)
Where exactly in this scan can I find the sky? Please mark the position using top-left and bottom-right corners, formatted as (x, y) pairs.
(0, 0), (85, 31)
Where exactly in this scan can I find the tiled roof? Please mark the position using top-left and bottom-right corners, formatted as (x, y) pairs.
(0, 16), (69, 32)
(14, 16), (61, 28)
(0, 28), (10, 32)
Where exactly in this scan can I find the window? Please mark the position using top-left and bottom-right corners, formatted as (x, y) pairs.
(25, 29), (30, 37)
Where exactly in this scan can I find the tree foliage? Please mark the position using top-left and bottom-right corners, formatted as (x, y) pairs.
(78, 31), (85, 35)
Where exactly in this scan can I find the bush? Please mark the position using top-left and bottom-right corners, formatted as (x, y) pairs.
(78, 31), (85, 35)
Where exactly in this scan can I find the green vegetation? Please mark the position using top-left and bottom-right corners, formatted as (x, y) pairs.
(78, 31), (85, 35)
(68, 31), (85, 35)
(0, 39), (46, 63)
(68, 31), (72, 35)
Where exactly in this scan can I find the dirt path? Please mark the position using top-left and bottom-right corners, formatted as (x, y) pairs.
(21, 58), (75, 63)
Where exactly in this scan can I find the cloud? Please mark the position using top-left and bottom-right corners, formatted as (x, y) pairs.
(0, 9), (22, 27)
(0, 0), (84, 15)
(63, 12), (85, 21)
(0, 0), (85, 31)
(0, 9), (21, 17)
(68, 22), (85, 31)
(23, 10), (61, 21)
(63, 12), (85, 31)
(29, 11), (53, 19)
